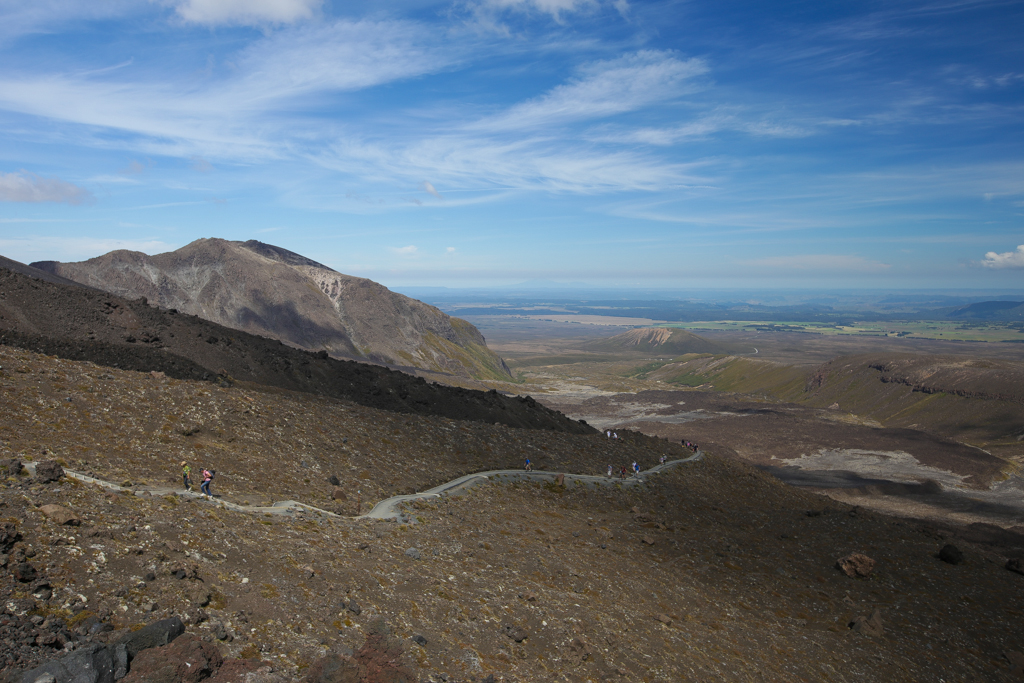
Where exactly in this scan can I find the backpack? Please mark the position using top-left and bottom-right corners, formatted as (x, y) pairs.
(209, 469), (216, 479)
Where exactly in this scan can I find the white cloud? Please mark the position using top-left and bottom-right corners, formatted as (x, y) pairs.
(446, 246), (456, 253)
(190, 156), (213, 172)
(172, 0), (322, 26)
(0, 19), (457, 162)
(746, 254), (891, 272)
(0, 171), (93, 204)
(981, 245), (1024, 269)
(478, 51), (707, 131)
(421, 181), (443, 199)
(390, 245), (418, 255)
(463, 0), (628, 24)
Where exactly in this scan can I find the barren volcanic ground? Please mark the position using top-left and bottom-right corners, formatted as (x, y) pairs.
(2, 347), (1024, 682)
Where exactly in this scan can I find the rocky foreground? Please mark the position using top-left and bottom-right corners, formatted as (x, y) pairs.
(1, 347), (1023, 682)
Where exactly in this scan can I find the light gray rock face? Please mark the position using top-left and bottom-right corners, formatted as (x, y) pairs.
(32, 239), (509, 380)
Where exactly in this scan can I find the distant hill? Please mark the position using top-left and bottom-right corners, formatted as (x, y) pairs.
(941, 300), (1024, 320)
(32, 239), (511, 380)
(582, 327), (731, 356)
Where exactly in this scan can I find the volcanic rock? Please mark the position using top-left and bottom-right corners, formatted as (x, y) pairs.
(33, 461), (64, 484)
(938, 544), (964, 565)
(849, 609), (884, 637)
(836, 553), (876, 578)
(38, 505), (80, 527)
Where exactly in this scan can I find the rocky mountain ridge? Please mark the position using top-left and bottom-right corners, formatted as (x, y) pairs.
(0, 263), (591, 434)
(32, 239), (511, 381)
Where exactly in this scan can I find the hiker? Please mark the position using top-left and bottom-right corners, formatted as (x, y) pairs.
(606, 430), (611, 438)
(181, 461), (191, 491)
(607, 464), (613, 477)
(632, 461), (640, 477)
(524, 458), (532, 472)
(619, 466), (627, 480)
(200, 467), (214, 498)
(659, 455), (666, 465)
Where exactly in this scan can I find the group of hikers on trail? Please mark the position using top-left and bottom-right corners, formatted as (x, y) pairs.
(682, 439), (699, 452)
(180, 460), (215, 499)
(604, 462), (642, 479)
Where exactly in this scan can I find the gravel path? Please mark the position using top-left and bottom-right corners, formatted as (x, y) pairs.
(25, 451), (703, 522)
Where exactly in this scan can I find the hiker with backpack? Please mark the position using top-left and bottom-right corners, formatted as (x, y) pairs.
(181, 461), (192, 491)
(200, 467), (215, 498)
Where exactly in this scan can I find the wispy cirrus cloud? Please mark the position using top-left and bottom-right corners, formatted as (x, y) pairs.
(981, 245), (1024, 269)
(0, 19), (459, 160)
(475, 51), (707, 131)
(170, 0), (322, 26)
(0, 170), (93, 204)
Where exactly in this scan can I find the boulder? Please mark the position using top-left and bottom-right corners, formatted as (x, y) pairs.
(0, 458), (23, 477)
(836, 553), (875, 578)
(301, 652), (360, 683)
(331, 488), (347, 502)
(502, 623), (527, 643)
(403, 548), (420, 561)
(13, 562), (37, 583)
(117, 617), (185, 662)
(328, 475), (340, 487)
(18, 642), (126, 683)
(39, 505), (81, 526)
(303, 620), (414, 683)
(34, 461), (65, 484)
(938, 544), (964, 565)
(849, 609), (884, 637)
(1007, 558), (1024, 576)
(120, 635), (221, 683)
(0, 521), (20, 551)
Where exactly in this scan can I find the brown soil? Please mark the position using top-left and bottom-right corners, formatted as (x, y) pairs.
(2, 348), (1024, 682)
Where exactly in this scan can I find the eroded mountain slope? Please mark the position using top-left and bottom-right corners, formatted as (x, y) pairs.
(32, 239), (510, 381)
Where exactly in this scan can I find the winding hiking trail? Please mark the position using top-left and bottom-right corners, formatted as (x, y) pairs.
(24, 451), (703, 522)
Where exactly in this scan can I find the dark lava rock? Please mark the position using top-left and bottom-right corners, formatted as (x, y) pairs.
(13, 562), (37, 583)
(346, 601), (361, 616)
(0, 458), (23, 477)
(502, 624), (528, 643)
(0, 522), (20, 551)
(411, 635), (427, 647)
(118, 617), (185, 662)
(328, 475), (340, 486)
(1007, 558), (1024, 576)
(34, 461), (65, 484)
(143, 572), (156, 582)
(938, 544), (964, 565)
(18, 642), (127, 683)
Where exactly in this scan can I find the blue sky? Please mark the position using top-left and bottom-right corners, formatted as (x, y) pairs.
(0, 0), (1022, 290)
